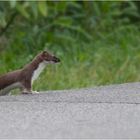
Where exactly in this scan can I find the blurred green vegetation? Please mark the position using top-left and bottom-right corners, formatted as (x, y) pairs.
(0, 1), (140, 91)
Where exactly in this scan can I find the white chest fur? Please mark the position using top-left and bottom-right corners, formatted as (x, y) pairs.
(31, 62), (46, 83)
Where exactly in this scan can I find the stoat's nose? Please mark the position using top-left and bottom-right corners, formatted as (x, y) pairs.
(53, 56), (60, 63)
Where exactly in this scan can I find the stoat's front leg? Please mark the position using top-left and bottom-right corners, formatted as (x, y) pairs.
(32, 90), (39, 94)
(22, 89), (32, 94)
(20, 81), (40, 94)
(21, 80), (32, 94)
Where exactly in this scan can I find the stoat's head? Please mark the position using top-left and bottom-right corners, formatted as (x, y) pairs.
(40, 51), (60, 64)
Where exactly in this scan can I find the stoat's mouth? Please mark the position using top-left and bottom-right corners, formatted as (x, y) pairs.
(53, 57), (60, 63)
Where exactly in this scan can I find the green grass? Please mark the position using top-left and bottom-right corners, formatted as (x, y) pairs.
(0, 25), (140, 92)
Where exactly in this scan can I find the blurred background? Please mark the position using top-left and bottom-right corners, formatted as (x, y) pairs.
(0, 1), (140, 91)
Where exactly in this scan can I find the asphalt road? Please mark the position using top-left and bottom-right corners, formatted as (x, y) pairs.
(0, 82), (140, 138)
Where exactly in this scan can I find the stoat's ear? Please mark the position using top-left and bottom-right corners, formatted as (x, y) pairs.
(42, 51), (47, 56)
(42, 50), (46, 54)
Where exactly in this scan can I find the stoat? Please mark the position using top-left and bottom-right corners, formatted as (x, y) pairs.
(0, 51), (60, 96)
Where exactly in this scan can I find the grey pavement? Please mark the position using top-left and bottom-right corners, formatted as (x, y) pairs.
(0, 82), (140, 138)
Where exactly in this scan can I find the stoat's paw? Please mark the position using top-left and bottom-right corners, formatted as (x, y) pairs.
(32, 91), (40, 94)
(22, 91), (32, 94)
